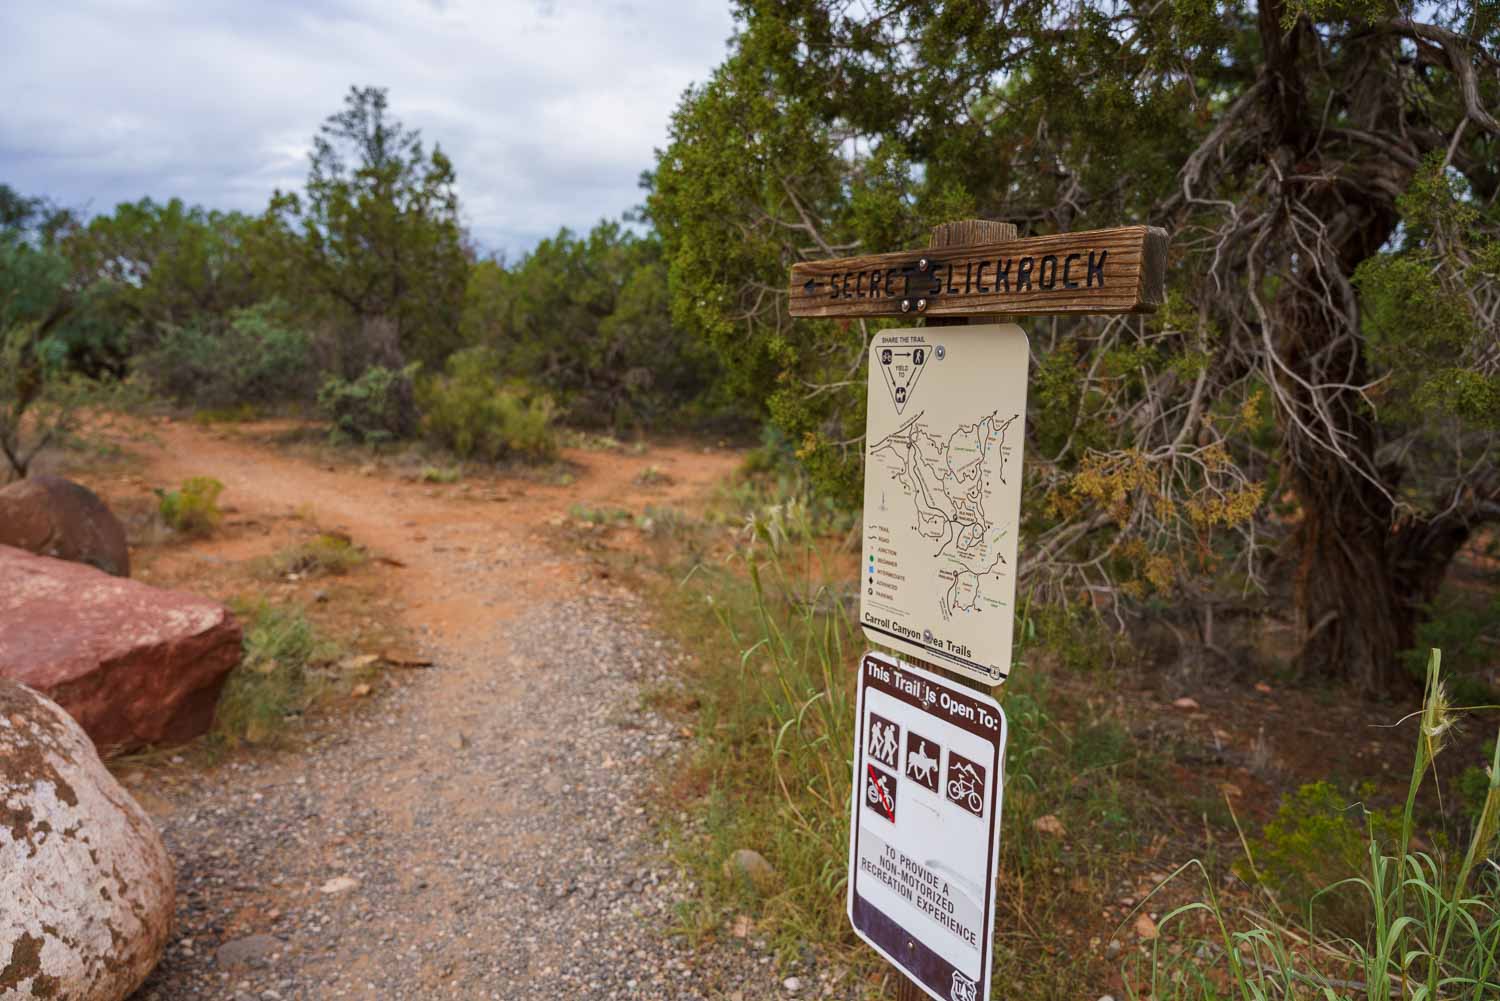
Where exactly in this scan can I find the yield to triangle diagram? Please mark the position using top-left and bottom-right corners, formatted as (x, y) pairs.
(876, 344), (928, 414)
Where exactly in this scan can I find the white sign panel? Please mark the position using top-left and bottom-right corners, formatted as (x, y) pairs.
(847, 652), (1007, 1001)
(861, 325), (1029, 684)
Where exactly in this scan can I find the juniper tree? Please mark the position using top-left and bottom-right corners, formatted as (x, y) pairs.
(269, 86), (468, 370)
(650, 0), (1500, 692)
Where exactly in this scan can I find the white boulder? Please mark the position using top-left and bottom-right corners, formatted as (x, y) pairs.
(1, 680), (174, 1000)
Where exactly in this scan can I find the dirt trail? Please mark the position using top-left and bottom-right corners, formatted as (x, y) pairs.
(96, 423), (791, 1001)
(135, 421), (735, 638)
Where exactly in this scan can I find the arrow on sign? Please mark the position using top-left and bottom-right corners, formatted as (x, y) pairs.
(803, 278), (819, 296)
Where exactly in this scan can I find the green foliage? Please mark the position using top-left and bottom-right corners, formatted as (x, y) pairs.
(218, 600), (336, 746)
(419, 465), (460, 484)
(660, 508), (1145, 990)
(155, 476), (225, 536)
(418, 346), (558, 463)
(268, 86), (467, 369)
(1239, 780), (1403, 936)
(460, 222), (730, 430)
(258, 534), (367, 579)
(0, 323), (89, 481)
(64, 197), (270, 355)
(726, 425), (860, 537)
(317, 363), (421, 444)
(1145, 651), (1500, 999)
(1358, 157), (1500, 430)
(662, 524), (861, 952)
(1458, 751), (1496, 825)
(0, 218), (118, 478)
(139, 299), (316, 409)
(568, 503), (632, 525)
(0, 184), (75, 244)
(649, 0), (1500, 690)
(1404, 590), (1500, 704)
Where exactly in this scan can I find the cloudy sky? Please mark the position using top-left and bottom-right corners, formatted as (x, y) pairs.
(0, 0), (736, 256)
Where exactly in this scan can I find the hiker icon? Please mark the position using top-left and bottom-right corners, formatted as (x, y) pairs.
(866, 713), (900, 769)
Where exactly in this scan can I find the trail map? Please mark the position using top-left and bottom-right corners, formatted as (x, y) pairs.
(861, 327), (1029, 683)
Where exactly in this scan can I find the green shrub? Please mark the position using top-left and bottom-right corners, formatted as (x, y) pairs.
(1143, 651), (1500, 999)
(155, 476), (224, 536)
(1240, 780), (1403, 936)
(217, 600), (335, 745)
(419, 465), (461, 483)
(419, 347), (557, 462)
(317, 363), (421, 444)
(141, 300), (317, 409)
(258, 533), (366, 579)
(1404, 591), (1500, 700)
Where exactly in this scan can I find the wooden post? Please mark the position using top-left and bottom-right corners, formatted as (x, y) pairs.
(892, 219), (1015, 1001)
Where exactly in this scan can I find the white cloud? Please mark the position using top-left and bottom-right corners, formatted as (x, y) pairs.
(0, 0), (734, 255)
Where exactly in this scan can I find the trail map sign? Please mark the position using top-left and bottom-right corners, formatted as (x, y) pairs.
(848, 652), (1007, 1001)
(861, 325), (1029, 684)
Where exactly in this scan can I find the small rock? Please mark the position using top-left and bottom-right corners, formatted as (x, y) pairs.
(1134, 912), (1159, 939)
(724, 848), (779, 895)
(320, 876), (360, 895)
(1254, 681), (1274, 694)
(1172, 696), (1201, 710)
(215, 934), (282, 969)
(339, 654), (380, 671)
(783, 976), (802, 993)
(350, 683), (372, 698)
(731, 914), (754, 938)
(1105, 938), (1122, 956)
(1032, 814), (1066, 836)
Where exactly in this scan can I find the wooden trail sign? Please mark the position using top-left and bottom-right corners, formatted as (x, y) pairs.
(794, 219), (1170, 1001)
(789, 224), (1168, 320)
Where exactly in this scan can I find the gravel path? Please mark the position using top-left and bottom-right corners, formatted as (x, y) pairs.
(130, 592), (816, 1000)
(97, 424), (846, 1001)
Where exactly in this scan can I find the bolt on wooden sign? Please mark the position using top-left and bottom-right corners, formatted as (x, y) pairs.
(789, 225), (1168, 319)
(849, 652), (1007, 1001)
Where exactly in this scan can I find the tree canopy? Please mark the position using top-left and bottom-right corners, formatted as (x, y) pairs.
(651, 0), (1500, 691)
(268, 85), (469, 370)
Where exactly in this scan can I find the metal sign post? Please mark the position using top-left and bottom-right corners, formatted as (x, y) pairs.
(789, 219), (1168, 1001)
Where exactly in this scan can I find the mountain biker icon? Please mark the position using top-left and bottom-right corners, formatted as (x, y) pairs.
(864, 763), (898, 822)
(944, 750), (987, 817)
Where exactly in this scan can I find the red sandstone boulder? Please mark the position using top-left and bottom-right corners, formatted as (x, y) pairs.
(0, 474), (131, 577)
(0, 545), (242, 755)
